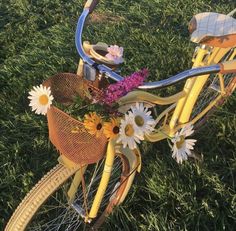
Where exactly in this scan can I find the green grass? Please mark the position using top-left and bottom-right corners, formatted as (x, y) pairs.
(0, 0), (236, 230)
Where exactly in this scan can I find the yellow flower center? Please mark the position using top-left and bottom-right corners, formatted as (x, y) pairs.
(125, 124), (134, 137)
(135, 115), (144, 127)
(176, 135), (185, 149)
(39, 94), (49, 105)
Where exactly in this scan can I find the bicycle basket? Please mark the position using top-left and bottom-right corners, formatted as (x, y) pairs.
(43, 73), (107, 165)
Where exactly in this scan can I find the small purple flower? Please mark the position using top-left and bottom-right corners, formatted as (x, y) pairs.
(102, 69), (149, 105)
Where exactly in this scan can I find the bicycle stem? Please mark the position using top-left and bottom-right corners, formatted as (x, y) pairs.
(75, 9), (222, 90)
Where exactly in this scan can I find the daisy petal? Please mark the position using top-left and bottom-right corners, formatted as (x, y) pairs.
(28, 85), (53, 116)
(170, 125), (197, 164)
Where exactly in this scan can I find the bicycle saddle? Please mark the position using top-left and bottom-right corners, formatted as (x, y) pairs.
(189, 12), (236, 48)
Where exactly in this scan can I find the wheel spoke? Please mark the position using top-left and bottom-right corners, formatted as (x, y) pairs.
(191, 48), (236, 124)
(18, 154), (127, 231)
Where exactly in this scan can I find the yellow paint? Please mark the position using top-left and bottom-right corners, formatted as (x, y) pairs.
(218, 73), (226, 95)
(67, 165), (87, 203)
(170, 47), (209, 128)
(84, 0), (94, 9)
(179, 47), (231, 123)
(89, 140), (116, 218)
(58, 155), (80, 169)
(119, 90), (186, 106)
(145, 126), (170, 142)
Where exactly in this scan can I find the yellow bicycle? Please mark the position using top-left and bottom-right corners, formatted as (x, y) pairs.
(5, 0), (236, 230)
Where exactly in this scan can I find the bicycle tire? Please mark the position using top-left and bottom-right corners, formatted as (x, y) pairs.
(191, 47), (236, 129)
(5, 151), (135, 231)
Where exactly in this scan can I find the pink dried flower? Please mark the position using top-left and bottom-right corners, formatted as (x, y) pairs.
(102, 69), (149, 105)
(105, 45), (124, 64)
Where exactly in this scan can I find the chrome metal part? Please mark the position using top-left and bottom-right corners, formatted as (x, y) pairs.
(75, 10), (222, 90)
(138, 65), (221, 90)
(71, 202), (92, 223)
(75, 9), (95, 66)
(84, 63), (96, 81)
(209, 83), (221, 93)
(71, 202), (86, 219)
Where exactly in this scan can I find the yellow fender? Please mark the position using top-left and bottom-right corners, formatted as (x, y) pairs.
(116, 145), (142, 204)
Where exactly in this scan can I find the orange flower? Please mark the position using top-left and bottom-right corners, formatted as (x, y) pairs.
(103, 118), (120, 140)
(84, 112), (103, 137)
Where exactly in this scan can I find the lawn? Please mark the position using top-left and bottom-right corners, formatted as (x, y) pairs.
(0, 0), (236, 230)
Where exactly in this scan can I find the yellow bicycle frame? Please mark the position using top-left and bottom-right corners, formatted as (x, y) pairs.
(65, 43), (235, 222)
(178, 47), (234, 125)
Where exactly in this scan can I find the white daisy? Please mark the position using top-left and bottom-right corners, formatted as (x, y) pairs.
(117, 114), (142, 150)
(171, 125), (197, 164)
(130, 102), (155, 138)
(28, 84), (54, 115)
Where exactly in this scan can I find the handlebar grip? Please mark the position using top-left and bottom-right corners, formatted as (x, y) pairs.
(84, 0), (99, 14)
(219, 59), (236, 74)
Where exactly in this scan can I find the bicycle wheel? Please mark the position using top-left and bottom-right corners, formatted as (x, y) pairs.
(5, 151), (135, 231)
(190, 47), (236, 128)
